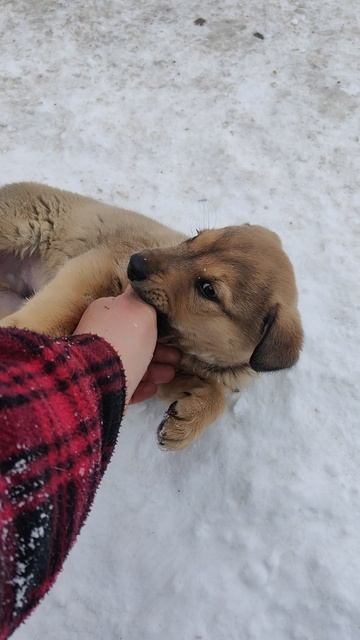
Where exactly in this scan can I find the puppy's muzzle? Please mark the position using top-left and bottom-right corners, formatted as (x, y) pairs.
(127, 253), (149, 281)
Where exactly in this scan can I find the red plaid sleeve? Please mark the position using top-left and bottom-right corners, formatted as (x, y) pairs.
(0, 328), (126, 640)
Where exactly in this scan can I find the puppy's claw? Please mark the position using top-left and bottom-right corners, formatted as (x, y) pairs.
(157, 401), (197, 451)
(166, 401), (179, 419)
(157, 401), (177, 446)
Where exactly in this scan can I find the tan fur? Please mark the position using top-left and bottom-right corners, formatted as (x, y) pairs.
(0, 182), (303, 450)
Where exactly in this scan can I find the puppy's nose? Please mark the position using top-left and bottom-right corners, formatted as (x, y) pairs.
(127, 253), (149, 281)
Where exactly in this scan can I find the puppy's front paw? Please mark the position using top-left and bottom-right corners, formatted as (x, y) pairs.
(157, 400), (200, 451)
(0, 313), (22, 329)
(0, 311), (63, 336)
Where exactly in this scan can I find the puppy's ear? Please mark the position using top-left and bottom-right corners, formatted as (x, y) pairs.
(250, 304), (303, 372)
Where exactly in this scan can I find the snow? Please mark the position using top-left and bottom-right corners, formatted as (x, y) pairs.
(1, 0), (359, 638)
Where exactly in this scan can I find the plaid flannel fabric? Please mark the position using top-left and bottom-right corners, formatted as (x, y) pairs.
(0, 329), (126, 639)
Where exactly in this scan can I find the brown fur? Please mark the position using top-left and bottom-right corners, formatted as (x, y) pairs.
(0, 182), (303, 450)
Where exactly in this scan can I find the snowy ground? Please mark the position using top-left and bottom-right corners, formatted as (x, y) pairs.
(1, 0), (360, 638)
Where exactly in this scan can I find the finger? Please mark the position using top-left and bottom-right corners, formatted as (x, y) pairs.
(142, 363), (176, 384)
(151, 344), (182, 365)
(130, 382), (157, 404)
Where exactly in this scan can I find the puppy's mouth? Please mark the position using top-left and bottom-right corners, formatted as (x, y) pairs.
(130, 282), (172, 338)
(156, 310), (172, 338)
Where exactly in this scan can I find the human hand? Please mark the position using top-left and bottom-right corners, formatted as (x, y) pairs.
(130, 343), (181, 404)
(74, 287), (180, 403)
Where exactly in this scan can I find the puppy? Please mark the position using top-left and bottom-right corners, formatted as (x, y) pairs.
(0, 183), (303, 450)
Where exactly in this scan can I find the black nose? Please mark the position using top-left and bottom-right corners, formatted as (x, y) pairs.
(127, 253), (149, 281)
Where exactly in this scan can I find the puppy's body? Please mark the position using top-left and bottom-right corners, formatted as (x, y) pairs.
(0, 183), (303, 449)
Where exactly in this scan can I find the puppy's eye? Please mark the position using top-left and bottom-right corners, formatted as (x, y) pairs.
(197, 280), (218, 301)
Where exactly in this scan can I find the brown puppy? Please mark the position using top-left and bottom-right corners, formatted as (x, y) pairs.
(0, 183), (303, 450)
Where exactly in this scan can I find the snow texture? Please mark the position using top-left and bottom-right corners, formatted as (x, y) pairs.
(1, 0), (359, 638)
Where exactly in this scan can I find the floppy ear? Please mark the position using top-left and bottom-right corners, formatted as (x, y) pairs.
(250, 304), (303, 372)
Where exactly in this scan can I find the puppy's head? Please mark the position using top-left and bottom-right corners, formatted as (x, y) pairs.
(128, 226), (303, 373)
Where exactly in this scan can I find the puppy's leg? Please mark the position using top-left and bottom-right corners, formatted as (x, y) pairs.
(0, 247), (125, 336)
(157, 375), (226, 451)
